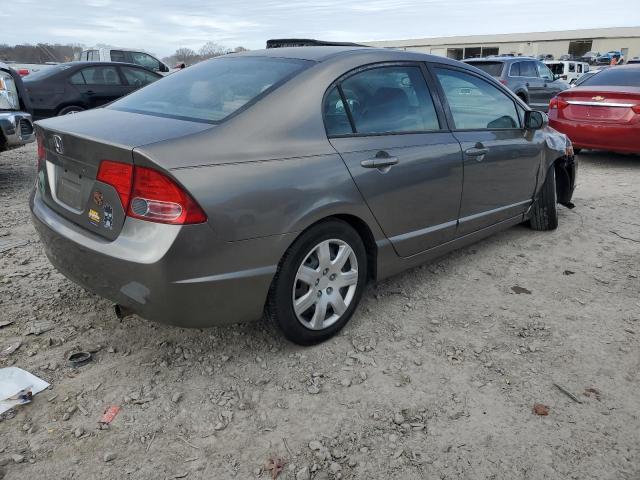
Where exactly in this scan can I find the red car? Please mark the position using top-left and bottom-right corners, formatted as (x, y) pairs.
(548, 65), (640, 154)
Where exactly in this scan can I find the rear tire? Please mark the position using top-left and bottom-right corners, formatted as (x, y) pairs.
(573, 148), (582, 155)
(267, 219), (367, 345)
(58, 105), (84, 116)
(529, 166), (558, 231)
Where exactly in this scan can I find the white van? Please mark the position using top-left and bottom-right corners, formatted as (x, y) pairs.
(80, 48), (171, 75)
(544, 61), (590, 84)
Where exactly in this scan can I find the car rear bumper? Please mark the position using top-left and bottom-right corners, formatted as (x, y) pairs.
(549, 117), (640, 154)
(0, 111), (35, 149)
(30, 188), (295, 328)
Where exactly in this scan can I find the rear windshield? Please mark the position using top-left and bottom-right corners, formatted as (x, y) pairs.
(468, 62), (504, 77)
(579, 67), (640, 87)
(546, 63), (564, 74)
(109, 56), (312, 123)
(23, 64), (71, 81)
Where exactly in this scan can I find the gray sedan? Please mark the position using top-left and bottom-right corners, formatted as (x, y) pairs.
(30, 47), (577, 345)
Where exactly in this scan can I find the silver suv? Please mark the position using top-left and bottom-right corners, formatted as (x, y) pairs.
(0, 62), (35, 152)
(464, 57), (568, 111)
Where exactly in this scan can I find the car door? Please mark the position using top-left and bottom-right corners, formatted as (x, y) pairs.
(70, 66), (127, 108)
(431, 65), (543, 236)
(517, 61), (546, 109)
(119, 66), (160, 95)
(535, 61), (563, 109)
(326, 63), (463, 257)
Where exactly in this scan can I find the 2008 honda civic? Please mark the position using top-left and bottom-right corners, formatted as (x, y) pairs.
(30, 47), (577, 345)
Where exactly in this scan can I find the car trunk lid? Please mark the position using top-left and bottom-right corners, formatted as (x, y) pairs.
(557, 87), (640, 124)
(35, 108), (212, 240)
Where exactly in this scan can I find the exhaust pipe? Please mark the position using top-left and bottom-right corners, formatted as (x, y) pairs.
(114, 304), (134, 320)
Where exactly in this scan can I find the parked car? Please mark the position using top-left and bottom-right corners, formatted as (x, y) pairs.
(80, 48), (171, 75)
(30, 47), (577, 345)
(627, 57), (640, 65)
(544, 60), (590, 84)
(24, 62), (162, 119)
(3, 61), (60, 77)
(0, 62), (35, 152)
(571, 66), (609, 87)
(464, 57), (568, 111)
(548, 64), (640, 154)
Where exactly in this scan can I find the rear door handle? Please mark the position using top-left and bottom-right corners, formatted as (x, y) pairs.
(361, 156), (399, 169)
(86, 90), (95, 95)
(465, 146), (489, 161)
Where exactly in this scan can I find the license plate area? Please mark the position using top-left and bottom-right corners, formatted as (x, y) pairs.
(56, 169), (84, 211)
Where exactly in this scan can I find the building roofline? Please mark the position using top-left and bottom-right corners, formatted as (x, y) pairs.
(364, 26), (640, 48)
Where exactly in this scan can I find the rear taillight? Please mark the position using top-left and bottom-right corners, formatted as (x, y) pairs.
(97, 160), (134, 210)
(17, 69), (29, 76)
(36, 133), (45, 169)
(499, 79), (507, 85)
(549, 97), (569, 110)
(96, 160), (206, 225)
(632, 105), (640, 114)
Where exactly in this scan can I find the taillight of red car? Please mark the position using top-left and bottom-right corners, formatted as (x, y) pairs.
(96, 160), (207, 225)
(36, 132), (45, 170)
(549, 97), (569, 110)
(632, 105), (640, 115)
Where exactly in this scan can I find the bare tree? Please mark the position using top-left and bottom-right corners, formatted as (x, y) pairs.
(199, 42), (230, 59)
(234, 46), (249, 53)
(174, 47), (198, 64)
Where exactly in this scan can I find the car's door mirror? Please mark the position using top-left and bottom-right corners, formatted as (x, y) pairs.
(553, 74), (561, 81)
(159, 63), (170, 73)
(524, 110), (548, 130)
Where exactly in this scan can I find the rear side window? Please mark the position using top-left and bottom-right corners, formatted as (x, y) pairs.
(435, 68), (520, 130)
(110, 56), (311, 123)
(110, 50), (127, 62)
(129, 52), (161, 71)
(547, 63), (563, 75)
(75, 67), (122, 85)
(513, 61), (537, 77)
(333, 66), (440, 135)
(568, 63), (576, 72)
(323, 87), (353, 136)
(468, 62), (504, 77)
(579, 67), (640, 87)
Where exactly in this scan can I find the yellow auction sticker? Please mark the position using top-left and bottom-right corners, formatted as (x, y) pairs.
(88, 209), (101, 224)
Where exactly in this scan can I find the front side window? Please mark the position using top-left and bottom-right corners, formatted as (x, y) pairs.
(336, 66), (440, 135)
(129, 52), (160, 71)
(121, 67), (159, 87)
(568, 63), (576, 72)
(110, 56), (311, 123)
(518, 61), (539, 78)
(110, 50), (127, 63)
(77, 67), (122, 85)
(435, 68), (520, 130)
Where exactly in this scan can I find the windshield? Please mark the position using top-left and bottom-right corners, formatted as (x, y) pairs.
(110, 56), (312, 123)
(546, 63), (564, 74)
(579, 67), (640, 87)
(468, 61), (504, 77)
(23, 64), (71, 82)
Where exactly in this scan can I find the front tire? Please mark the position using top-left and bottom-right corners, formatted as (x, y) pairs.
(529, 166), (558, 231)
(267, 219), (367, 345)
(58, 105), (84, 116)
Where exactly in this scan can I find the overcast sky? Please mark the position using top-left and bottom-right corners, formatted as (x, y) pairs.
(4, 0), (640, 58)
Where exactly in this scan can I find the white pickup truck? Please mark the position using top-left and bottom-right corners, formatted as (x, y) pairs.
(0, 62), (35, 152)
(80, 47), (172, 75)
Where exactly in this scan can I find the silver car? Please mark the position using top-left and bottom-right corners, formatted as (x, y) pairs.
(30, 47), (577, 345)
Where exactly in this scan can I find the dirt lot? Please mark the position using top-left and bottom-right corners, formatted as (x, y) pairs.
(0, 143), (638, 480)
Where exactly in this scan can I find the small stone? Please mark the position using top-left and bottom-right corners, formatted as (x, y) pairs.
(348, 457), (357, 467)
(103, 452), (116, 462)
(359, 447), (369, 454)
(393, 413), (405, 425)
(329, 462), (342, 474)
(11, 455), (25, 464)
(308, 440), (323, 451)
(340, 378), (351, 387)
(171, 392), (183, 403)
(214, 422), (226, 431)
(0, 458), (8, 467)
(388, 433), (398, 443)
(307, 385), (320, 395)
(359, 372), (367, 381)
(22, 424), (30, 432)
(331, 448), (345, 459)
(62, 413), (71, 421)
(296, 466), (311, 480)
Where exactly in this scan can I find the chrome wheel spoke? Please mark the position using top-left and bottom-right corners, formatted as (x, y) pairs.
(335, 270), (358, 288)
(311, 298), (328, 330)
(330, 295), (348, 316)
(316, 241), (331, 269)
(332, 245), (350, 270)
(296, 266), (318, 286)
(294, 291), (316, 315)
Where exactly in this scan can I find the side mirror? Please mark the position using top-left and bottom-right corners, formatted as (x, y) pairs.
(159, 63), (169, 73)
(524, 110), (548, 130)
(553, 74), (561, 81)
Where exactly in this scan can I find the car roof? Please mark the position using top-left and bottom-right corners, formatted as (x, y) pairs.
(228, 46), (464, 65)
(465, 56), (538, 63)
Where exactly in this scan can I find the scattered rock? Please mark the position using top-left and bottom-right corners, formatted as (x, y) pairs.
(511, 286), (532, 295)
(393, 413), (405, 425)
(171, 392), (183, 403)
(340, 378), (351, 387)
(309, 441), (323, 451)
(296, 466), (311, 480)
(307, 385), (320, 395)
(103, 452), (116, 462)
(11, 454), (25, 464)
(74, 427), (84, 438)
(329, 462), (342, 474)
(532, 403), (550, 416)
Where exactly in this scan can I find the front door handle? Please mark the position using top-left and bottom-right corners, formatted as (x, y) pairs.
(86, 90), (95, 95)
(465, 146), (489, 161)
(361, 156), (399, 169)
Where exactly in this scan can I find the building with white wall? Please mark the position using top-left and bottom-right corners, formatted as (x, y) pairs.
(365, 27), (640, 61)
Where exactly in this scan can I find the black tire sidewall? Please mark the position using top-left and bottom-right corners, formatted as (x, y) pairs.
(269, 220), (367, 345)
(58, 106), (84, 116)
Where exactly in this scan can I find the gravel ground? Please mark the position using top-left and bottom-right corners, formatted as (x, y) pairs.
(0, 143), (639, 480)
